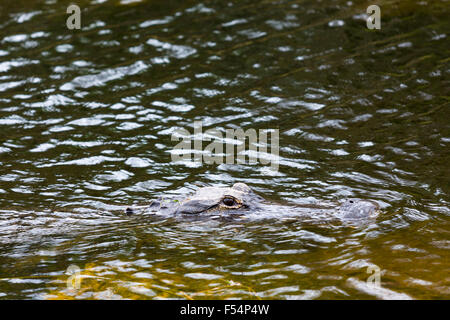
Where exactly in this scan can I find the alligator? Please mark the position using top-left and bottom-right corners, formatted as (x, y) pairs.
(125, 182), (380, 222)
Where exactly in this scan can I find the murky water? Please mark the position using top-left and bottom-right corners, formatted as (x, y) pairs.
(0, 0), (449, 299)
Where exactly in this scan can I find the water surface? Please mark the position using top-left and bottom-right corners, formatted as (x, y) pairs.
(0, 0), (449, 299)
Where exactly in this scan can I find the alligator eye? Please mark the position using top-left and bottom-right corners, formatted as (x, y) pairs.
(222, 197), (236, 207)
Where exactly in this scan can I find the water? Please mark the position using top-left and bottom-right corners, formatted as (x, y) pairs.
(0, 0), (449, 299)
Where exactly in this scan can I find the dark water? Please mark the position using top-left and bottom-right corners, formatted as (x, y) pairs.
(0, 0), (449, 299)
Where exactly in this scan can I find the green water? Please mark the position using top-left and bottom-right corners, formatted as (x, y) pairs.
(0, 0), (449, 299)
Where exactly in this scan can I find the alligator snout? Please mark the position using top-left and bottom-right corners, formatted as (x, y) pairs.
(173, 199), (217, 214)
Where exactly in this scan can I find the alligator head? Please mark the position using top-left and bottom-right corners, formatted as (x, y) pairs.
(126, 183), (380, 221)
(172, 182), (262, 214)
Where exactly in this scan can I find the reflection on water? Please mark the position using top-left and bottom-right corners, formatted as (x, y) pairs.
(0, 0), (449, 299)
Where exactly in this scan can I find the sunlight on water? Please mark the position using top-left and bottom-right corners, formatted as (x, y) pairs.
(0, 0), (449, 299)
